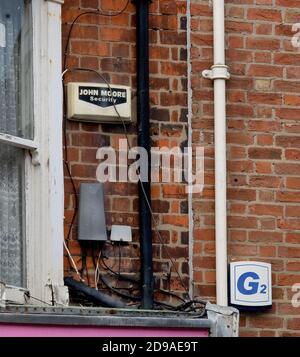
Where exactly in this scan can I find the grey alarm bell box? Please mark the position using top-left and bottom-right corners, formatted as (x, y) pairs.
(78, 183), (108, 241)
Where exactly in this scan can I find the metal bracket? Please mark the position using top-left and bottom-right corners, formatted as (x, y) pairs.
(0, 283), (31, 307)
(206, 302), (239, 337)
(30, 149), (40, 166)
(202, 64), (230, 80)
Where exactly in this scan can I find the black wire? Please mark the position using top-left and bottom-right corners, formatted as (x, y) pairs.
(98, 245), (205, 313)
(63, 0), (130, 70)
(100, 275), (140, 302)
(99, 275), (187, 312)
(81, 244), (90, 286)
(63, 83), (78, 245)
(24, 292), (52, 307)
(117, 243), (121, 286)
(156, 288), (186, 304)
(100, 243), (188, 306)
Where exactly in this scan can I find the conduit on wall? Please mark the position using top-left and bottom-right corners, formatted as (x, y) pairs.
(135, 0), (154, 310)
(202, 0), (230, 307)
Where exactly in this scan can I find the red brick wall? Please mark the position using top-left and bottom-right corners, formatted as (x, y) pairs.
(191, 0), (300, 336)
(62, 0), (190, 303)
(62, 0), (300, 336)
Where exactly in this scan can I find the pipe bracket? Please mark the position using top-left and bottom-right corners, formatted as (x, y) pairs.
(202, 65), (230, 80)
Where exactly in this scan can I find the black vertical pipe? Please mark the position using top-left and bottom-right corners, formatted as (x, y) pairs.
(136, 0), (154, 309)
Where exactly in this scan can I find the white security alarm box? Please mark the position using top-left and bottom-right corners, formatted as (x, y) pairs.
(110, 225), (132, 242)
(67, 82), (132, 123)
(230, 261), (272, 309)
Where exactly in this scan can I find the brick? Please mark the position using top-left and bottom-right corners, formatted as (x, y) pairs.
(248, 92), (282, 105)
(228, 216), (258, 229)
(278, 219), (300, 230)
(254, 79), (270, 92)
(160, 92), (187, 106)
(229, 243), (258, 256)
(226, 21), (253, 34)
(278, 246), (300, 258)
(248, 120), (280, 132)
(161, 62), (187, 76)
(152, 200), (170, 213)
(229, 230), (247, 242)
(287, 262), (300, 272)
(160, 31), (186, 45)
(286, 233), (300, 244)
(248, 317), (283, 329)
(249, 204), (283, 217)
(255, 162), (272, 174)
(275, 163), (300, 175)
(246, 38), (280, 50)
(100, 28), (135, 42)
(286, 205), (300, 217)
(260, 246), (276, 257)
(256, 23), (272, 35)
(249, 65), (282, 77)
(286, 177), (300, 189)
(276, 136), (300, 148)
(257, 134), (273, 146)
(249, 176), (281, 188)
(278, 275), (300, 286)
(277, 192), (300, 203)
(248, 8), (282, 22)
(71, 41), (109, 56)
(228, 188), (256, 201)
(284, 95), (300, 106)
(227, 132), (253, 145)
(274, 53), (300, 66)
(274, 80), (300, 93)
(248, 148), (282, 160)
(249, 231), (283, 243)
(111, 198), (131, 212)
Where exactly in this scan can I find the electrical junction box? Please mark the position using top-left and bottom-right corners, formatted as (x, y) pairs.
(229, 261), (272, 311)
(67, 82), (132, 123)
(110, 225), (132, 242)
(78, 183), (108, 241)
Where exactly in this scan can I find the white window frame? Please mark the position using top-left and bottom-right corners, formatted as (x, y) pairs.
(0, 0), (67, 304)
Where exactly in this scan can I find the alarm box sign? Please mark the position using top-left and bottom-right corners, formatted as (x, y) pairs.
(230, 261), (272, 310)
(67, 82), (132, 123)
(78, 86), (127, 108)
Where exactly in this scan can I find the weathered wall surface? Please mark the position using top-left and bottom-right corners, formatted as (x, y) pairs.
(191, 0), (300, 336)
(62, 0), (300, 335)
(62, 0), (190, 304)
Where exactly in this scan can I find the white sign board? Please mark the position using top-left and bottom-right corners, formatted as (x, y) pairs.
(67, 82), (132, 123)
(230, 261), (272, 307)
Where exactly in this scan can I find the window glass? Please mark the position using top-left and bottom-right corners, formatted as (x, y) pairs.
(0, 143), (25, 287)
(0, 0), (31, 286)
(0, 0), (33, 139)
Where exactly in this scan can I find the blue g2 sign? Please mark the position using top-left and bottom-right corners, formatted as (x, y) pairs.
(230, 262), (272, 308)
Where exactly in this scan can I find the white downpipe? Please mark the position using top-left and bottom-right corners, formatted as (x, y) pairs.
(202, 0), (230, 306)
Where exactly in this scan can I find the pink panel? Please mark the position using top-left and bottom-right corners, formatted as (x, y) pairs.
(0, 324), (209, 337)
